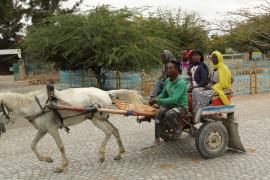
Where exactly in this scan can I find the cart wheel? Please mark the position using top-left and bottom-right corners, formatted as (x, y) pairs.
(195, 122), (228, 159)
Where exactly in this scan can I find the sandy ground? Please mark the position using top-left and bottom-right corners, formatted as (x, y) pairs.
(0, 75), (14, 82)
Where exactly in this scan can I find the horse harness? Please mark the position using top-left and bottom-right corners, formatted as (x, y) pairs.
(32, 95), (98, 134)
(0, 84), (97, 134)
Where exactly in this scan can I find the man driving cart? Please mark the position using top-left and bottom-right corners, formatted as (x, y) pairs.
(150, 60), (189, 146)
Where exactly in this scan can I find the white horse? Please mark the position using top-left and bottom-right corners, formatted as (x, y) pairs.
(0, 87), (144, 173)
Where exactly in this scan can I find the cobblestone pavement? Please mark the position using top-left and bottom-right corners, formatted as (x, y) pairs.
(0, 87), (270, 179)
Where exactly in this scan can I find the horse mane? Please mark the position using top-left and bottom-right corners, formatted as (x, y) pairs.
(0, 92), (33, 109)
(26, 88), (60, 97)
(26, 89), (46, 97)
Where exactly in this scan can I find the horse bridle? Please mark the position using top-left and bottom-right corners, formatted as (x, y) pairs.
(0, 101), (10, 120)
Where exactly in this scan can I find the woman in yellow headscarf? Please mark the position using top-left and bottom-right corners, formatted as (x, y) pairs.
(211, 50), (232, 105)
(192, 50), (232, 114)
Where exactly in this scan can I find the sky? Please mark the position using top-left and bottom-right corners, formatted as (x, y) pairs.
(64, 0), (262, 22)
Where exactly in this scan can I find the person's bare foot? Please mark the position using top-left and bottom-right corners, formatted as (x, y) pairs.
(154, 139), (161, 146)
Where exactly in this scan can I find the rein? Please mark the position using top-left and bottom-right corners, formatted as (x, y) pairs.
(0, 94), (96, 135)
(2, 97), (92, 121)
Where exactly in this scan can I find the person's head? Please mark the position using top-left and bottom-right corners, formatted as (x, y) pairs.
(167, 60), (181, 77)
(180, 49), (189, 62)
(160, 50), (173, 64)
(191, 50), (204, 64)
(211, 51), (223, 68)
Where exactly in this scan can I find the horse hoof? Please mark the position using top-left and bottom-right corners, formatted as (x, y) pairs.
(114, 156), (121, 161)
(120, 149), (126, 154)
(45, 157), (53, 163)
(54, 167), (63, 173)
(99, 158), (105, 163)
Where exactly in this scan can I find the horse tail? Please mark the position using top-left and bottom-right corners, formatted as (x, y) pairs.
(107, 89), (146, 104)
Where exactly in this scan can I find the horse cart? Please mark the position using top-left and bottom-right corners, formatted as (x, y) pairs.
(0, 84), (246, 173)
(49, 89), (245, 159)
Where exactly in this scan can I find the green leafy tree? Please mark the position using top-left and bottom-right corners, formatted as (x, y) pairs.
(0, 0), (25, 63)
(155, 8), (209, 55)
(0, 0), (10, 18)
(215, 0), (270, 52)
(23, 6), (175, 85)
(24, 0), (83, 25)
(207, 34), (227, 53)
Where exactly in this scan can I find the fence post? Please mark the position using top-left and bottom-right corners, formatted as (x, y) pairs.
(80, 69), (84, 87)
(17, 59), (26, 80)
(140, 71), (146, 96)
(69, 70), (72, 87)
(116, 70), (121, 89)
(250, 70), (257, 94)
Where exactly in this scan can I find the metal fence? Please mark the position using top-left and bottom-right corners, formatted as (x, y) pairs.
(13, 60), (270, 96)
(205, 60), (270, 70)
(13, 63), (59, 83)
(57, 69), (143, 91)
(56, 68), (270, 96)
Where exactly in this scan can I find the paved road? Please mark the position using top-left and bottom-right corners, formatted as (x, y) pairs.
(0, 84), (270, 179)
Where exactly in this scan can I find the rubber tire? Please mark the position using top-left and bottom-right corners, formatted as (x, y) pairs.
(195, 122), (228, 159)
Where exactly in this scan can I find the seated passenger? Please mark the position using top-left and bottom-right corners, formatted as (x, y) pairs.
(149, 50), (173, 98)
(149, 61), (188, 146)
(179, 49), (192, 88)
(189, 50), (209, 112)
(193, 50), (232, 113)
(138, 50), (173, 123)
(211, 51), (232, 105)
(190, 50), (209, 90)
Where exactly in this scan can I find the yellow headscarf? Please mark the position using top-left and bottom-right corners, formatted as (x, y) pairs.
(211, 51), (232, 105)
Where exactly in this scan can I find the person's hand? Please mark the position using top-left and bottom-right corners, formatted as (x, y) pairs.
(204, 85), (212, 90)
(149, 98), (157, 106)
(153, 104), (159, 109)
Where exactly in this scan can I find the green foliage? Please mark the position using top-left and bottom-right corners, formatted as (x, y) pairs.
(218, 1), (270, 52)
(177, 14), (209, 51)
(207, 34), (227, 53)
(0, 0), (11, 19)
(225, 24), (255, 52)
(0, 0), (81, 63)
(155, 9), (209, 53)
(22, 5), (213, 84)
(26, 0), (82, 24)
(0, 0), (25, 62)
(23, 6), (176, 70)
